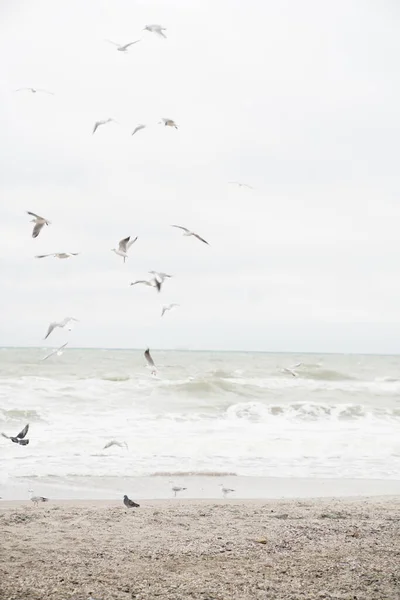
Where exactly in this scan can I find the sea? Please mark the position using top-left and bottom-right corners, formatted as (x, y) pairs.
(1, 348), (400, 499)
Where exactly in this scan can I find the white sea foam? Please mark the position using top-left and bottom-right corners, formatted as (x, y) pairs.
(1, 349), (400, 486)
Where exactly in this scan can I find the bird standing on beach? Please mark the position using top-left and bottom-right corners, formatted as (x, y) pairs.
(123, 495), (140, 508)
(111, 236), (138, 262)
(29, 489), (49, 505)
(220, 484), (235, 498)
(171, 225), (209, 245)
(27, 211), (51, 238)
(44, 317), (79, 340)
(1, 424), (29, 446)
(169, 481), (187, 498)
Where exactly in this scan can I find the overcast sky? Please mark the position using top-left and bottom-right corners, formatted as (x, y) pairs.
(1, 0), (400, 353)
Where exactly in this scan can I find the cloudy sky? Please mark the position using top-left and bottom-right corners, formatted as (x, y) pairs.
(1, 0), (400, 352)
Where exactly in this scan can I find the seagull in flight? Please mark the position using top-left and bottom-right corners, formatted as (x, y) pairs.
(132, 124), (146, 136)
(15, 87), (54, 95)
(160, 118), (178, 129)
(161, 303), (179, 317)
(144, 348), (157, 375)
(229, 181), (254, 189)
(105, 39), (141, 52)
(35, 253), (79, 260)
(111, 236), (138, 262)
(130, 278), (161, 292)
(1, 424), (29, 446)
(27, 211), (51, 238)
(148, 271), (172, 282)
(93, 118), (117, 134)
(41, 342), (68, 362)
(143, 24), (167, 38)
(103, 440), (128, 450)
(282, 362), (302, 377)
(171, 225), (209, 245)
(44, 317), (79, 340)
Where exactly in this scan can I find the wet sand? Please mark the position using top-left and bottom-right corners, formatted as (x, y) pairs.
(1, 497), (400, 600)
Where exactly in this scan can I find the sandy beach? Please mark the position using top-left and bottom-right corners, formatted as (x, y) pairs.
(1, 497), (400, 600)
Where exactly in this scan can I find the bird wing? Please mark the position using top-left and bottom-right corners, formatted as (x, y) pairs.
(161, 307), (167, 317)
(127, 236), (138, 249)
(37, 89), (54, 95)
(144, 348), (155, 367)
(1, 432), (10, 439)
(41, 342), (68, 361)
(153, 279), (161, 292)
(130, 280), (145, 286)
(105, 39), (120, 47)
(121, 40), (141, 49)
(118, 236), (130, 252)
(35, 254), (51, 259)
(27, 211), (42, 219)
(194, 233), (209, 245)
(44, 322), (57, 340)
(93, 122), (100, 134)
(32, 221), (45, 238)
(17, 424), (29, 439)
(156, 29), (167, 38)
(132, 124), (145, 136)
(171, 225), (190, 233)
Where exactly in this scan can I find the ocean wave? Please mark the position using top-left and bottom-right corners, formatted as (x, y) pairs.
(0, 408), (44, 424)
(225, 401), (400, 422)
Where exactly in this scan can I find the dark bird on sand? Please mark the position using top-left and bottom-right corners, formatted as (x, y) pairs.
(123, 495), (140, 508)
(1, 423), (29, 445)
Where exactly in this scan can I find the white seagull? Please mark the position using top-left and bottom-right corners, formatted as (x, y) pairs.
(144, 348), (157, 375)
(143, 24), (167, 38)
(161, 303), (179, 317)
(229, 181), (254, 189)
(148, 271), (172, 282)
(93, 118), (117, 134)
(103, 440), (128, 450)
(282, 362), (302, 377)
(169, 481), (187, 498)
(171, 225), (209, 245)
(105, 39), (141, 52)
(41, 343), (68, 362)
(15, 87), (54, 95)
(220, 483), (235, 498)
(130, 278), (161, 292)
(111, 236), (138, 262)
(35, 253), (79, 260)
(27, 211), (51, 238)
(44, 317), (79, 340)
(29, 489), (49, 505)
(160, 118), (178, 129)
(132, 124), (146, 136)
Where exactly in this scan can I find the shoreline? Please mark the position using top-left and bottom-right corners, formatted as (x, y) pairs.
(2, 475), (400, 501)
(1, 496), (399, 600)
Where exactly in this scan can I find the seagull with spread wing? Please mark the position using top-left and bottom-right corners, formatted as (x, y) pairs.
(111, 236), (138, 262)
(44, 317), (79, 340)
(161, 303), (179, 317)
(27, 211), (51, 238)
(160, 117), (178, 129)
(130, 278), (161, 292)
(93, 118), (117, 134)
(105, 39), (141, 52)
(41, 342), (68, 362)
(1, 424), (29, 446)
(144, 348), (157, 375)
(35, 253), (79, 260)
(143, 24), (167, 38)
(171, 225), (209, 245)
(132, 124), (146, 136)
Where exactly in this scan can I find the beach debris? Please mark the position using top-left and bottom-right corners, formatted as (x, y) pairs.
(103, 440), (128, 450)
(1, 423), (29, 446)
(219, 483), (235, 498)
(27, 211), (51, 238)
(123, 495), (140, 508)
(44, 317), (79, 340)
(171, 225), (209, 245)
(29, 489), (49, 505)
(254, 538), (267, 544)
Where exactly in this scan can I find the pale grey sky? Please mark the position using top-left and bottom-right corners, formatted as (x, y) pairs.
(1, 0), (400, 352)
